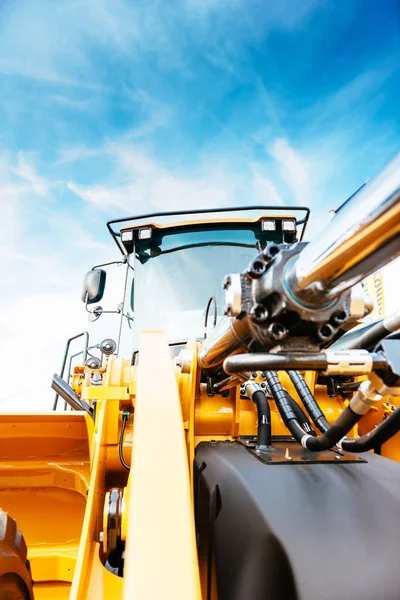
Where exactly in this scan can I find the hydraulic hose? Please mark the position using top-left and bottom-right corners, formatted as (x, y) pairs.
(253, 389), (272, 449)
(264, 373), (307, 441)
(119, 411), (131, 471)
(244, 383), (271, 449)
(264, 372), (378, 452)
(344, 312), (400, 350)
(225, 353), (327, 373)
(284, 391), (315, 435)
(287, 370), (330, 433)
(223, 352), (388, 375)
(341, 405), (400, 452)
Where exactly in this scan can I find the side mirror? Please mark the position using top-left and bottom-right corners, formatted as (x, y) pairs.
(81, 269), (107, 304)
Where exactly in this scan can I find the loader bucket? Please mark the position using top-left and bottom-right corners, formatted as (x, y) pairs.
(0, 413), (92, 600)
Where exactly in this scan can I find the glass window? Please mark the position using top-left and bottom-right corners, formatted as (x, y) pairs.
(131, 228), (261, 345)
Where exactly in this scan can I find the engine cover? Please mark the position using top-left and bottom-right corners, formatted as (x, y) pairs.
(194, 441), (400, 600)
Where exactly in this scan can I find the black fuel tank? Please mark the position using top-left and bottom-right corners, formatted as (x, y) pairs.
(194, 441), (400, 600)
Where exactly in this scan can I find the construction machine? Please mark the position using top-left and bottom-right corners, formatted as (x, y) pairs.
(1, 154), (400, 600)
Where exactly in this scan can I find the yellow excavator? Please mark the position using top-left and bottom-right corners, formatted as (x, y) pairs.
(1, 154), (400, 600)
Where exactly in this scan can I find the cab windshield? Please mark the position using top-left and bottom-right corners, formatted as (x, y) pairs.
(131, 227), (263, 345)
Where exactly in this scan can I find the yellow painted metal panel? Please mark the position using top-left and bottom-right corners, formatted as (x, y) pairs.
(0, 413), (91, 595)
(123, 330), (201, 600)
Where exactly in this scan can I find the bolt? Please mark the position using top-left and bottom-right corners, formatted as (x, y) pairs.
(224, 303), (232, 317)
(318, 323), (335, 341)
(247, 259), (266, 279)
(335, 455), (341, 460)
(223, 275), (231, 290)
(99, 531), (104, 543)
(261, 382), (266, 389)
(250, 303), (269, 323)
(285, 447), (292, 461)
(331, 310), (348, 326)
(268, 322), (288, 341)
(262, 244), (280, 261)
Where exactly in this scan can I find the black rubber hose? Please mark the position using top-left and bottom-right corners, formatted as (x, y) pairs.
(252, 390), (271, 448)
(204, 296), (217, 339)
(304, 407), (361, 452)
(284, 391), (315, 435)
(264, 371), (362, 452)
(225, 353), (328, 374)
(266, 371), (400, 453)
(119, 412), (131, 471)
(344, 314), (400, 350)
(341, 406), (400, 452)
(264, 372), (309, 441)
(287, 370), (330, 433)
(223, 352), (388, 375)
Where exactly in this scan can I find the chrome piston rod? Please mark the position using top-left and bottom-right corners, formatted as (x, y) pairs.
(288, 153), (400, 303)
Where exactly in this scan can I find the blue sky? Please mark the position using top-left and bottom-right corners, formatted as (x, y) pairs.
(0, 0), (399, 407)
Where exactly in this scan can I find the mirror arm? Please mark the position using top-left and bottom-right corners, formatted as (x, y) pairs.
(84, 294), (123, 320)
(91, 256), (127, 270)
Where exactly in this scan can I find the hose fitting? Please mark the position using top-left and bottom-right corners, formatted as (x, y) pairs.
(349, 380), (383, 415)
(244, 381), (271, 449)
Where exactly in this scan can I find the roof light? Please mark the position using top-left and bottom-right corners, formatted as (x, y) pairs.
(282, 219), (296, 232)
(262, 219), (276, 231)
(138, 227), (152, 240)
(121, 229), (134, 242)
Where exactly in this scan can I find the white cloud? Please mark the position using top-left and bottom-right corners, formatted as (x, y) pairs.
(1, 0), (398, 416)
(0, 185), (25, 260)
(270, 138), (310, 204)
(52, 95), (91, 111)
(0, 58), (99, 89)
(185, 0), (318, 33)
(0, 0), (320, 93)
(67, 145), (235, 212)
(56, 146), (105, 165)
(250, 162), (284, 205)
(0, 289), (124, 410)
(14, 152), (51, 197)
(0, 152), (126, 410)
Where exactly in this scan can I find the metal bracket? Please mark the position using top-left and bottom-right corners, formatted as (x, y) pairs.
(237, 439), (366, 465)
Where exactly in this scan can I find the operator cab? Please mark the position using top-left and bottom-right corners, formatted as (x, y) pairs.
(113, 206), (309, 355)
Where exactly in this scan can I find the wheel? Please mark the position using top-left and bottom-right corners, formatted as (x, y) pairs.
(0, 512), (33, 600)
